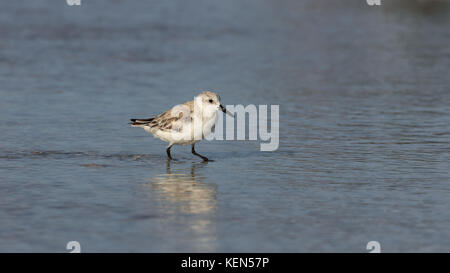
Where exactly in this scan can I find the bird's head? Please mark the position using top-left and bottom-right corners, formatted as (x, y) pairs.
(195, 91), (233, 118)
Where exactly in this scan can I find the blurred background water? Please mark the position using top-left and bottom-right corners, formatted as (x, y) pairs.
(0, 0), (450, 252)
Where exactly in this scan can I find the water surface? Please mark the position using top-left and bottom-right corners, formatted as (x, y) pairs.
(1, 0), (450, 252)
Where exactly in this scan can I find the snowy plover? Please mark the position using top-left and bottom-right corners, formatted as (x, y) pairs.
(130, 91), (233, 161)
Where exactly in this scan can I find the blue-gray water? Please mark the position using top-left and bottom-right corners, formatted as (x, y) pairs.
(1, 0), (450, 252)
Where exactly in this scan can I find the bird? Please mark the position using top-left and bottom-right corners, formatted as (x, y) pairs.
(130, 91), (233, 161)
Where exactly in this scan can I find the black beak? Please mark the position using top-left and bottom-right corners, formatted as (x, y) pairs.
(220, 104), (234, 117)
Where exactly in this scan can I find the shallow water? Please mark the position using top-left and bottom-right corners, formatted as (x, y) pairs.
(1, 0), (450, 252)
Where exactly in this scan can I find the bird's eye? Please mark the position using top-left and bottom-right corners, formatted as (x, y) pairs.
(208, 99), (213, 103)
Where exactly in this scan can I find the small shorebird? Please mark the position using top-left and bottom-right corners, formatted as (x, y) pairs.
(130, 91), (233, 161)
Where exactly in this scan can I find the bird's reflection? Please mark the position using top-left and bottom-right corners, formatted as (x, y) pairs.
(148, 161), (218, 251)
(150, 161), (217, 215)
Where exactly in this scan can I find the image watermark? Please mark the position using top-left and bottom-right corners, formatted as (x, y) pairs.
(366, 0), (381, 6)
(366, 241), (381, 253)
(168, 103), (279, 151)
(66, 241), (81, 253)
(66, 0), (81, 6)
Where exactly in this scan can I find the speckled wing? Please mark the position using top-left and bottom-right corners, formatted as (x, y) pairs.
(130, 108), (190, 132)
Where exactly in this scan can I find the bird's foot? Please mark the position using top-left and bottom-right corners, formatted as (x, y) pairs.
(201, 157), (214, 162)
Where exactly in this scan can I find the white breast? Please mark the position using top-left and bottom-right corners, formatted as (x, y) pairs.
(200, 112), (217, 138)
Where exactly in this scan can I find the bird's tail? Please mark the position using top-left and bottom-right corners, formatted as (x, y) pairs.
(130, 118), (154, 127)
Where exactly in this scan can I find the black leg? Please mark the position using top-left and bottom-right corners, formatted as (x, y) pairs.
(191, 144), (209, 162)
(166, 159), (171, 173)
(166, 144), (174, 160)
